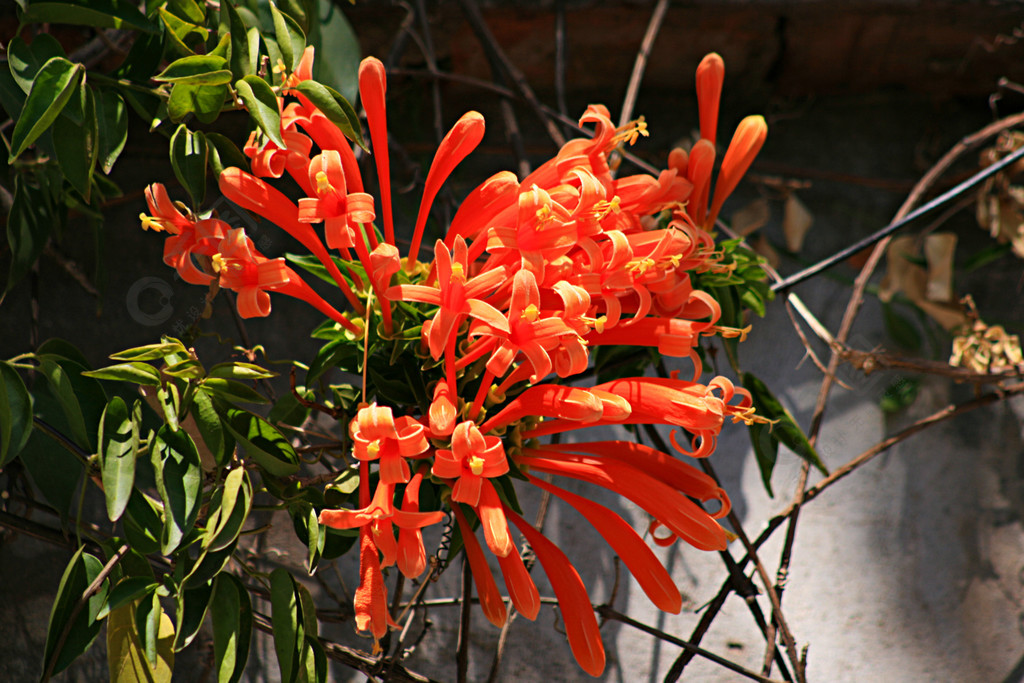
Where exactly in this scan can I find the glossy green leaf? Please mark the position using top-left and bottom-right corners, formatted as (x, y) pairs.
(0, 361), (33, 466)
(135, 592), (163, 667)
(221, 1), (252, 78)
(201, 377), (268, 404)
(166, 0), (206, 24)
(41, 548), (109, 676)
(204, 467), (252, 551)
(270, 568), (302, 683)
(98, 577), (158, 620)
(748, 421), (778, 497)
(52, 83), (98, 200)
(162, 358), (205, 380)
(220, 408), (299, 476)
(95, 89), (128, 174)
(308, 0), (359, 103)
(155, 55), (232, 85)
(205, 131), (250, 176)
(278, 0), (314, 34)
(0, 66), (27, 127)
(271, 2), (306, 72)
(98, 397), (139, 522)
(183, 537), (238, 588)
(292, 80), (363, 149)
(173, 580), (214, 651)
(110, 340), (188, 362)
(7, 34), (66, 94)
(156, 383), (181, 431)
(107, 600), (173, 683)
(123, 491), (163, 555)
(743, 372), (828, 478)
(158, 6), (209, 57)
(5, 175), (54, 291)
(208, 362), (277, 381)
(211, 573), (252, 683)
(302, 636), (327, 683)
(37, 356), (91, 449)
(168, 82), (228, 124)
(9, 57), (83, 163)
(20, 0), (157, 32)
(191, 389), (233, 467)
(235, 75), (284, 148)
(170, 125), (208, 207)
(84, 362), (163, 387)
(151, 425), (203, 554)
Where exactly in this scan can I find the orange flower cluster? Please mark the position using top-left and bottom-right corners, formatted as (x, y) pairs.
(141, 49), (766, 675)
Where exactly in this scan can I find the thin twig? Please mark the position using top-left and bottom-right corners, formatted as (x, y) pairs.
(597, 605), (788, 683)
(41, 544), (129, 682)
(455, 0), (566, 147)
(456, 557), (472, 683)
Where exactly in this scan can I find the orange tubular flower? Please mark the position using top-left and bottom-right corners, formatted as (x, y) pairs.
(297, 150), (376, 250)
(505, 508), (606, 677)
(352, 526), (395, 649)
(432, 421), (513, 557)
(452, 506), (509, 628)
(407, 111), (487, 269)
(695, 53), (725, 145)
(350, 404), (429, 485)
(358, 57), (395, 246)
(386, 237), (510, 381)
(705, 115), (768, 229)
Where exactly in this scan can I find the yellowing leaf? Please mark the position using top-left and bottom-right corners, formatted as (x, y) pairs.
(783, 193), (814, 252)
(107, 601), (174, 683)
(729, 197), (770, 237)
(923, 232), (957, 302)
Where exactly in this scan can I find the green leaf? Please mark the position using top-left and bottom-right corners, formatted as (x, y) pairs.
(221, 1), (252, 78)
(52, 84), (99, 201)
(270, 568), (302, 683)
(183, 537), (238, 588)
(308, 0), (359, 103)
(173, 580), (214, 651)
(123, 491), (164, 555)
(205, 131), (250, 176)
(271, 2), (306, 72)
(135, 592), (163, 668)
(7, 34), (66, 94)
(95, 89), (128, 174)
(208, 362), (277, 380)
(84, 362), (163, 387)
(292, 80), (363, 149)
(742, 372), (828, 478)
(5, 174), (54, 291)
(111, 340), (188, 362)
(107, 600), (174, 683)
(170, 125), (208, 207)
(191, 389), (234, 466)
(204, 467), (252, 551)
(211, 573), (252, 683)
(880, 376), (920, 413)
(154, 55), (233, 85)
(151, 425), (203, 555)
(162, 358), (206, 380)
(37, 356), (91, 449)
(20, 0), (157, 32)
(98, 577), (158, 620)
(41, 548), (109, 676)
(112, 30), (165, 82)
(166, 0), (206, 24)
(201, 377), (268, 404)
(9, 57), (83, 162)
(748, 421), (778, 497)
(235, 75), (284, 148)
(168, 82), (229, 124)
(0, 361), (33, 466)
(98, 397), (139, 522)
(220, 408), (300, 476)
(158, 6), (209, 57)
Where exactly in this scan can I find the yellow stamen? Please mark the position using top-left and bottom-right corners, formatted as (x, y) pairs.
(139, 213), (171, 232)
(468, 455), (485, 476)
(211, 254), (227, 273)
(451, 262), (466, 282)
(273, 59), (287, 75)
(315, 171), (335, 196)
(591, 196), (622, 221)
(521, 303), (540, 322)
(612, 117), (650, 147)
(367, 439), (381, 458)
